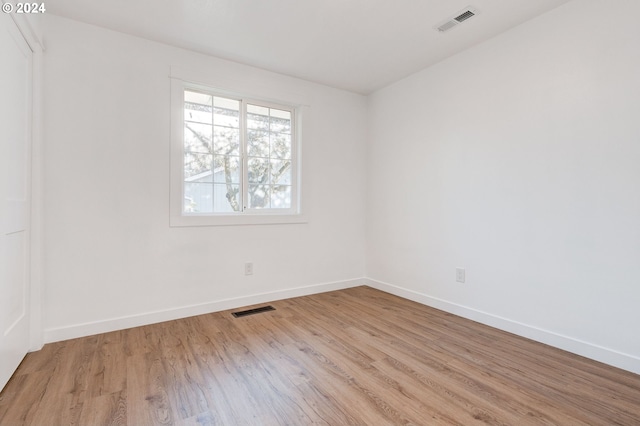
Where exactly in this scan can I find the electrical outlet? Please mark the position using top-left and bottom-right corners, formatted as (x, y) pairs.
(456, 267), (465, 283)
(244, 262), (253, 275)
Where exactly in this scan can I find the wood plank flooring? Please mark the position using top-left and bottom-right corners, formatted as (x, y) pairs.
(1, 286), (639, 425)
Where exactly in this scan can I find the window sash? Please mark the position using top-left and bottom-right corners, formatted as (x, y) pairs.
(243, 100), (295, 213)
(170, 79), (303, 226)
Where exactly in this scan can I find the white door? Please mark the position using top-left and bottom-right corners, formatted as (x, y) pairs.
(0, 11), (32, 392)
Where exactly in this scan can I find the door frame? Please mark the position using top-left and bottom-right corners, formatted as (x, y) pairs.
(7, 11), (44, 353)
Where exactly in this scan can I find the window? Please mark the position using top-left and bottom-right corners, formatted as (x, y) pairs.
(171, 80), (303, 226)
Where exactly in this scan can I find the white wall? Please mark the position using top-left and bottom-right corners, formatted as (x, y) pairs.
(367, 0), (640, 373)
(41, 1), (640, 375)
(42, 16), (367, 341)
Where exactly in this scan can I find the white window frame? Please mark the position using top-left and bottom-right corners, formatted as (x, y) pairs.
(170, 78), (305, 227)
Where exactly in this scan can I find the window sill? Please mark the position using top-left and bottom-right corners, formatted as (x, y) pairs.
(169, 213), (308, 227)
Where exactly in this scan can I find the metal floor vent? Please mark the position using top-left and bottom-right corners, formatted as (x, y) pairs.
(435, 6), (479, 33)
(232, 305), (276, 318)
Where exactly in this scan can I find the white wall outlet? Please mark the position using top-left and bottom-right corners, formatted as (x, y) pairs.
(244, 262), (253, 275)
(456, 267), (466, 283)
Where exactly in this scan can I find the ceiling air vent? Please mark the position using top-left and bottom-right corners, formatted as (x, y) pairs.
(454, 10), (476, 22)
(435, 6), (479, 33)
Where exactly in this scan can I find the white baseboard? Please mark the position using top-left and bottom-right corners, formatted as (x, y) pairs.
(363, 278), (640, 375)
(43, 278), (365, 344)
(42, 277), (640, 375)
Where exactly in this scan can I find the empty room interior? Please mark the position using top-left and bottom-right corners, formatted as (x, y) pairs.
(1, 0), (639, 424)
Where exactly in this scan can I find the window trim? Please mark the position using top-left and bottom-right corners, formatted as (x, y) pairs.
(170, 78), (306, 227)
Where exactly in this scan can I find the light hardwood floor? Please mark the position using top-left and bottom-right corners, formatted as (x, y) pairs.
(1, 286), (639, 425)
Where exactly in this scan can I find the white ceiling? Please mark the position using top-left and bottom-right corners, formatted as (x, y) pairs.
(47, 0), (571, 94)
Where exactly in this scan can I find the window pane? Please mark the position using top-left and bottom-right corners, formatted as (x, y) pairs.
(213, 97), (239, 128)
(184, 123), (212, 154)
(271, 133), (291, 159)
(184, 153), (212, 180)
(213, 183), (240, 212)
(270, 109), (291, 133)
(248, 157), (269, 184)
(213, 126), (239, 156)
(184, 182), (242, 213)
(271, 185), (291, 209)
(184, 182), (213, 213)
(214, 96), (239, 110)
(270, 159), (291, 185)
(247, 104), (269, 130)
(185, 91), (212, 106)
(213, 155), (240, 184)
(248, 129), (269, 157)
(185, 91), (212, 125)
(248, 184), (270, 209)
